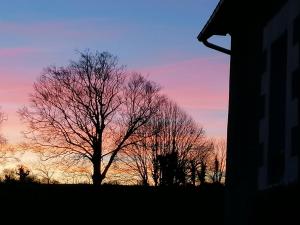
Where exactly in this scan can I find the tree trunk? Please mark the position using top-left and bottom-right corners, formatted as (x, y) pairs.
(92, 149), (102, 185)
(92, 160), (101, 185)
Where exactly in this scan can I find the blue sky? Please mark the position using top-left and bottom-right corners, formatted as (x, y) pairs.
(0, 0), (230, 142)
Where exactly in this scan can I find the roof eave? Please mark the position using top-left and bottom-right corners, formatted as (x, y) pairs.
(197, 0), (230, 42)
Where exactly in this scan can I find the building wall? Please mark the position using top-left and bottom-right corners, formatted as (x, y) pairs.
(258, 0), (300, 189)
(225, 20), (263, 225)
(224, 1), (298, 224)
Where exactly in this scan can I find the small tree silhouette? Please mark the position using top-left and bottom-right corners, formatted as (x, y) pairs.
(190, 160), (196, 186)
(16, 166), (30, 183)
(198, 161), (207, 185)
(2, 168), (17, 183)
(152, 156), (160, 187)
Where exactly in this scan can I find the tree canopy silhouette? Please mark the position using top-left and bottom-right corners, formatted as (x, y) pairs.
(19, 51), (163, 185)
(122, 100), (210, 186)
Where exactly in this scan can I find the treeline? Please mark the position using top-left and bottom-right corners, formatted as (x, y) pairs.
(120, 100), (226, 186)
(0, 51), (226, 185)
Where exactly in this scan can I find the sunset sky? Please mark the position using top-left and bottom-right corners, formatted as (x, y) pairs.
(0, 0), (230, 144)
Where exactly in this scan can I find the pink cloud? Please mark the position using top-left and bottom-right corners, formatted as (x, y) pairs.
(0, 111), (25, 144)
(0, 78), (34, 92)
(136, 57), (230, 138)
(138, 57), (230, 110)
(0, 80), (32, 143)
(0, 71), (35, 143)
(188, 107), (228, 138)
(0, 57), (230, 143)
(0, 69), (37, 90)
(0, 48), (37, 57)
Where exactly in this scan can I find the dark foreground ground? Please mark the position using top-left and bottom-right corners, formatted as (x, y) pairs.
(1, 183), (298, 224)
(0, 183), (225, 224)
(251, 184), (300, 225)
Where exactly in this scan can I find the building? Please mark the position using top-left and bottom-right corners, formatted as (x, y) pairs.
(198, 0), (299, 224)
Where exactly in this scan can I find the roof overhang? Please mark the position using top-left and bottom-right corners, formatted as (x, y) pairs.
(197, 0), (232, 55)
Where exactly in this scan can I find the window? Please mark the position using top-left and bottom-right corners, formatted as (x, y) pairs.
(267, 31), (287, 185)
(291, 126), (299, 156)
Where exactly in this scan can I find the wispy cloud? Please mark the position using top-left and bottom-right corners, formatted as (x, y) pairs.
(0, 20), (126, 41)
(136, 57), (230, 138)
(0, 47), (38, 57)
(138, 57), (230, 110)
(0, 71), (33, 143)
(0, 69), (35, 108)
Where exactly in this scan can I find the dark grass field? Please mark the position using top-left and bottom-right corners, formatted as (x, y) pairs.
(0, 183), (225, 224)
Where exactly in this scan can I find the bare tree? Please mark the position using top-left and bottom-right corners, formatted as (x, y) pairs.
(61, 165), (92, 184)
(121, 126), (153, 185)
(19, 51), (163, 185)
(189, 140), (213, 185)
(35, 160), (57, 184)
(121, 99), (209, 186)
(151, 100), (207, 186)
(16, 165), (30, 183)
(208, 139), (226, 184)
(198, 161), (207, 185)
